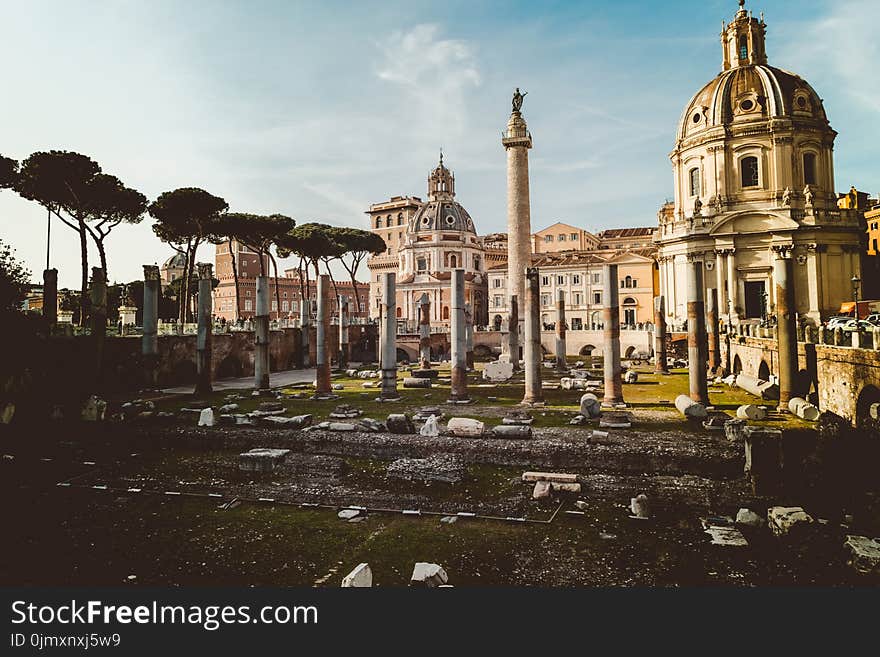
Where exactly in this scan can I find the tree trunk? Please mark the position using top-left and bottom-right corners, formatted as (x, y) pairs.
(270, 253), (281, 321)
(78, 219), (89, 327)
(228, 239), (241, 322)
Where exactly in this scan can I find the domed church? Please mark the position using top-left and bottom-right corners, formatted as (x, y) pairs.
(368, 155), (488, 328)
(655, 0), (863, 328)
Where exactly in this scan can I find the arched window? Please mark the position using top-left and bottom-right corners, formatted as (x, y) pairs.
(688, 167), (700, 197)
(385, 216), (392, 228)
(473, 255), (481, 271)
(396, 307), (402, 318)
(397, 213), (403, 226)
(803, 153), (817, 186)
(450, 255), (457, 268)
(739, 36), (748, 60)
(442, 306), (450, 320)
(624, 276), (633, 288)
(741, 156), (759, 188)
(375, 217), (381, 229)
(623, 297), (637, 305)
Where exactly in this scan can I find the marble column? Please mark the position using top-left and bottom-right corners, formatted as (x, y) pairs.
(90, 267), (107, 388)
(142, 265), (159, 389)
(254, 275), (270, 392)
(315, 274), (331, 395)
(418, 293), (431, 369)
(603, 264), (623, 405)
(43, 268), (57, 326)
(522, 267), (544, 405)
(555, 289), (567, 371)
(465, 301), (474, 370)
(687, 260), (709, 405)
(450, 269), (469, 402)
(773, 249), (798, 411)
(726, 249), (739, 323)
(338, 294), (349, 369)
(379, 273), (399, 400)
(195, 262), (213, 396)
(707, 287), (721, 375)
(654, 295), (669, 374)
(502, 99), (532, 355)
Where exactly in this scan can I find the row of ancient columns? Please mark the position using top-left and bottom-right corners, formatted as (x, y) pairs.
(137, 267), (354, 398)
(673, 249), (798, 411)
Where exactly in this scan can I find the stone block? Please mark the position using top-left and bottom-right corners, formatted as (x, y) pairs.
(579, 393), (602, 418)
(522, 471), (578, 483)
(724, 418), (748, 442)
(675, 395), (707, 419)
(446, 417), (484, 437)
(532, 480), (552, 499)
(490, 424), (532, 439)
(735, 508), (764, 528)
(788, 397), (819, 421)
(198, 408), (215, 427)
(844, 535), (880, 575)
(402, 377), (431, 388)
(767, 506), (813, 537)
(341, 563), (373, 588)
(483, 360), (514, 382)
(238, 448), (290, 473)
(410, 562), (448, 588)
(551, 482), (581, 493)
(737, 404), (767, 420)
(600, 412), (632, 428)
(630, 493), (650, 519)
(386, 413), (415, 434)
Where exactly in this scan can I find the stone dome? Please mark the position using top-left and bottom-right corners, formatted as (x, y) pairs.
(408, 154), (477, 235)
(163, 252), (186, 268)
(409, 199), (476, 234)
(677, 64), (829, 141)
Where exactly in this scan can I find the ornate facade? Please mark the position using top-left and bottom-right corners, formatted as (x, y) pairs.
(655, 1), (863, 327)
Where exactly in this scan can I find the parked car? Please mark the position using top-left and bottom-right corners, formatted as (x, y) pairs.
(826, 316), (853, 329)
(865, 313), (880, 326)
(840, 319), (873, 332)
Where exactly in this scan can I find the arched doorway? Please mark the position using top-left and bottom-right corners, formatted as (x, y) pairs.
(856, 384), (880, 430)
(758, 359), (771, 381)
(733, 355), (742, 374)
(579, 345), (595, 356)
(624, 346), (636, 358)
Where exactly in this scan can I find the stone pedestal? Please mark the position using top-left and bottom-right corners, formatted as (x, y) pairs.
(315, 274), (331, 394)
(142, 265), (159, 389)
(195, 262), (213, 396)
(602, 264), (623, 405)
(254, 275), (270, 391)
(522, 268), (544, 405)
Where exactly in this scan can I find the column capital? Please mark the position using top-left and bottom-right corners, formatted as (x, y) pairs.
(770, 244), (794, 259)
(197, 262), (213, 280)
(143, 265), (160, 281)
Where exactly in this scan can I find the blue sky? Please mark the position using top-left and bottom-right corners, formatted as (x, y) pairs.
(1, 0), (877, 287)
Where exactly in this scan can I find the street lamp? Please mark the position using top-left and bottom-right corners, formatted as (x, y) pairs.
(852, 275), (862, 319)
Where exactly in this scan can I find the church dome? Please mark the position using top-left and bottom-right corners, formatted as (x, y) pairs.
(408, 154), (477, 235)
(677, 65), (828, 141)
(163, 252), (186, 269)
(676, 2), (830, 142)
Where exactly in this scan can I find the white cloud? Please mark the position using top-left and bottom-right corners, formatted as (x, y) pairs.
(375, 24), (481, 136)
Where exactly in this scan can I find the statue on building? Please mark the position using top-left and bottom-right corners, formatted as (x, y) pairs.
(693, 196), (702, 217)
(711, 194), (722, 213)
(512, 88), (527, 113)
(803, 185), (814, 206)
(782, 187), (792, 207)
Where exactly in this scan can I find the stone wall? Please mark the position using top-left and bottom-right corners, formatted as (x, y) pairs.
(722, 333), (880, 426)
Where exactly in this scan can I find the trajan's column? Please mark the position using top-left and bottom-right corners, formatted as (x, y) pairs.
(502, 88), (533, 348)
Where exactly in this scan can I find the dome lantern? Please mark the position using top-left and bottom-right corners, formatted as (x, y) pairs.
(722, 1), (767, 71)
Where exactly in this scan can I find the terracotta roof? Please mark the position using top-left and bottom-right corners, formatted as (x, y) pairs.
(597, 227), (656, 239)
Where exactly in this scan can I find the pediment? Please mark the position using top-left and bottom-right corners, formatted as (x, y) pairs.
(708, 211), (799, 236)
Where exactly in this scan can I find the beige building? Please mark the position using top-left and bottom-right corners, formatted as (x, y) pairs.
(366, 158), (659, 331)
(655, 2), (863, 327)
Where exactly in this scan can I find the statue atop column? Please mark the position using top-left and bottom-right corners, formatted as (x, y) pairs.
(512, 87), (527, 113)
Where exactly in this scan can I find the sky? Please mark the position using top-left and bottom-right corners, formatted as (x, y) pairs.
(1, 0), (878, 288)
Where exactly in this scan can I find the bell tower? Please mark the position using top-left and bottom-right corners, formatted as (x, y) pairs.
(721, 1), (767, 70)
